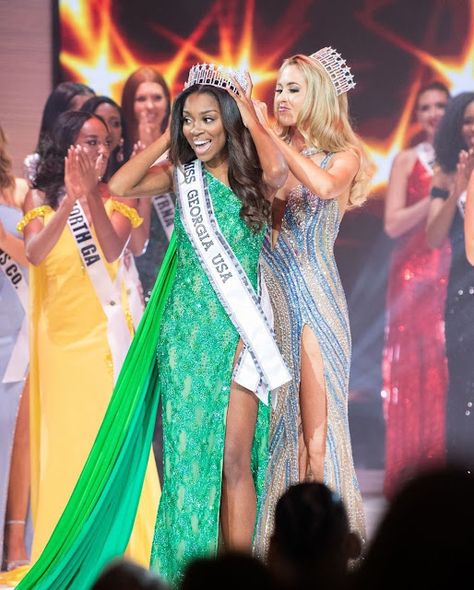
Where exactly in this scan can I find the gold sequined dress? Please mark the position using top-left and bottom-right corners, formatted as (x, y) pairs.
(255, 153), (366, 554)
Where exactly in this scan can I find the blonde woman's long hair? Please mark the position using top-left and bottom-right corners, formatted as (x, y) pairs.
(278, 54), (374, 208)
(0, 125), (15, 193)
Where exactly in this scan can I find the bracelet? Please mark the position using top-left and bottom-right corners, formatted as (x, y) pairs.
(6, 519), (26, 525)
(430, 186), (450, 200)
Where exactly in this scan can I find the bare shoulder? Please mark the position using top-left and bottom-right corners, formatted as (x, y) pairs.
(23, 188), (46, 212)
(392, 147), (418, 171)
(326, 149), (360, 174)
(13, 178), (29, 207)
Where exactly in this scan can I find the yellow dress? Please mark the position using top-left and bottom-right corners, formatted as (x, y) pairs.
(25, 200), (160, 566)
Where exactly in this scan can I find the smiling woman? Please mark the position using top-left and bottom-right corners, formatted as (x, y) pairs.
(13, 64), (288, 589)
(8, 110), (160, 586)
(427, 91), (474, 473)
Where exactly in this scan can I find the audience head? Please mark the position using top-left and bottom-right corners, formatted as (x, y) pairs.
(36, 81), (95, 152)
(33, 110), (109, 207)
(91, 558), (167, 590)
(268, 482), (361, 589)
(180, 552), (275, 590)
(81, 95), (132, 179)
(121, 66), (171, 144)
(351, 465), (474, 589)
(434, 90), (474, 173)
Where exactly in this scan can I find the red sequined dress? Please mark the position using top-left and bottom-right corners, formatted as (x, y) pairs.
(382, 143), (450, 499)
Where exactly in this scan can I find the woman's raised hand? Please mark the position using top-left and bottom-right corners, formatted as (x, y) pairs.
(65, 145), (104, 203)
(228, 71), (260, 129)
(252, 99), (271, 129)
(455, 148), (474, 192)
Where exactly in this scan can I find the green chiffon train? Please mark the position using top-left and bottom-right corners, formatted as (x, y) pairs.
(16, 234), (178, 590)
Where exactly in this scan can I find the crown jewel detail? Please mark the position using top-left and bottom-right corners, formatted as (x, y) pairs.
(309, 47), (356, 96)
(184, 63), (249, 94)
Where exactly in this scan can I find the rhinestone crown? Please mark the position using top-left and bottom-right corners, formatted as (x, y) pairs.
(309, 46), (356, 96)
(184, 63), (249, 94)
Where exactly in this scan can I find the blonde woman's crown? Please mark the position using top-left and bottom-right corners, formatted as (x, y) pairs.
(309, 47), (356, 96)
(184, 63), (249, 94)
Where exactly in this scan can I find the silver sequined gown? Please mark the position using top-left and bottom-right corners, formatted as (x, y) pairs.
(255, 153), (366, 554)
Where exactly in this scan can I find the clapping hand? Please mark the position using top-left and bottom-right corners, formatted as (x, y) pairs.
(65, 145), (105, 203)
(456, 148), (474, 191)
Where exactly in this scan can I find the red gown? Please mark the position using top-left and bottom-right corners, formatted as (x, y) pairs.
(382, 145), (450, 499)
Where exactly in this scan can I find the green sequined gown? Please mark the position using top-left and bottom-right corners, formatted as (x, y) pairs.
(150, 171), (269, 582)
(12, 170), (269, 590)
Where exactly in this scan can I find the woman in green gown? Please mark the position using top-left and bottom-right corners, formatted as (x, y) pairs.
(16, 65), (289, 589)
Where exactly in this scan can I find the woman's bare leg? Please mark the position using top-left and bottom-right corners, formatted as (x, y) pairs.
(220, 341), (259, 551)
(299, 326), (328, 482)
(5, 378), (30, 567)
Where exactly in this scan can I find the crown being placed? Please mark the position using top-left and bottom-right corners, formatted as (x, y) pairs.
(309, 47), (356, 96)
(184, 63), (249, 94)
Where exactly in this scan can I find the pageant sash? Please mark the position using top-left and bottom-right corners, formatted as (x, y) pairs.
(67, 201), (131, 382)
(176, 160), (290, 404)
(152, 193), (175, 241)
(0, 249), (28, 383)
(458, 190), (467, 218)
(416, 142), (435, 175)
(121, 250), (145, 330)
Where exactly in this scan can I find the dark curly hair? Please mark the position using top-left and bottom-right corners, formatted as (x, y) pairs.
(169, 85), (270, 232)
(33, 110), (108, 209)
(434, 91), (474, 173)
(36, 81), (95, 153)
(80, 95), (133, 180)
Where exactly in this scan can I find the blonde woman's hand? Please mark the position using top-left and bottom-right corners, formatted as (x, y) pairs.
(252, 99), (271, 128)
(228, 71), (259, 129)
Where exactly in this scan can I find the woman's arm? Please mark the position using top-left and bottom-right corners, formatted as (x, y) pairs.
(230, 77), (287, 198)
(464, 170), (474, 265)
(108, 131), (173, 198)
(0, 220), (28, 266)
(267, 132), (359, 202)
(71, 146), (138, 262)
(22, 188), (76, 266)
(0, 179), (29, 265)
(127, 198), (152, 256)
(425, 149), (474, 249)
(426, 168), (460, 249)
(384, 149), (431, 239)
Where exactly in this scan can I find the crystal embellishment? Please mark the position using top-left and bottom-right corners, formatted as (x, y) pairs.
(184, 63), (249, 94)
(309, 46), (356, 96)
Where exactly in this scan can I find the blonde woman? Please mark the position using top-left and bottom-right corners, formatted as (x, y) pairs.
(255, 49), (373, 554)
(0, 125), (30, 574)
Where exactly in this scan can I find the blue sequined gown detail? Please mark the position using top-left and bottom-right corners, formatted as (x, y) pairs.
(255, 154), (366, 554)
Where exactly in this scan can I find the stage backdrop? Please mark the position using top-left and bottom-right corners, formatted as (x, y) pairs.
(56, 0), (474, 467)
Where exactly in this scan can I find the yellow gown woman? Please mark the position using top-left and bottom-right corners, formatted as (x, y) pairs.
(21, 199), (160, 566)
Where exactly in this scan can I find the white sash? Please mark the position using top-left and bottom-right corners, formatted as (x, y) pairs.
(458, 190), (467, 218)
(0, 249), (29, 384)
(176, 160), (290, 405)
(152, 193), (175, 241)
(121, 250), (144, 330)
(416, 142), (435, 175)
(67, 201), (131, 382)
